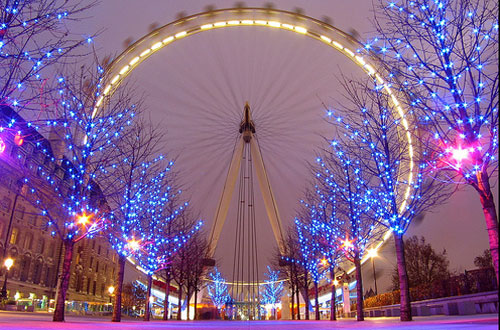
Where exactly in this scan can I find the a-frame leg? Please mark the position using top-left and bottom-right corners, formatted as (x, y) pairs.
(206, 137), (245, 258)
(250, 137), (286, 255)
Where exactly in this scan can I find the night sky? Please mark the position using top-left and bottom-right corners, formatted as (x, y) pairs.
(71, 0), (496, 290)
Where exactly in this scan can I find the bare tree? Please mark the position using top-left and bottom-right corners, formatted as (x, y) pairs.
(373, 0), (499, 283)
(0, 0), (96, 116)
(273, 229), (303, 320)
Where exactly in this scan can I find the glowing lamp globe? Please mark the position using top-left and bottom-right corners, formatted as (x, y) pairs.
(108, 286), (115, 295)
(4, 258), (14, 270)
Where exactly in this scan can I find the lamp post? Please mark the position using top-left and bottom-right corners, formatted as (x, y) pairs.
(108, 286), (115, 304)
(1, 258), (14, 299)
(367, 249), (378, 296)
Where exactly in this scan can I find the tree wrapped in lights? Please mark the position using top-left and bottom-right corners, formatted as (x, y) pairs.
(207, 267), (230, 315)
(314, 141), (384, 321)
(132, 172), (203, 321)
(323, 76), (452, 321)
(20, 65), (137, 322)
(297, 186), (344, 321)
(0, 0), (95, 116)
(260, 266), (284, 319)
(97, 118), (185, 322)
(372, 0), (499, 283)
(295, 202), (327, 321)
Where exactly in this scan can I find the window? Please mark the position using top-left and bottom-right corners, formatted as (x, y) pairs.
(0, 196), (11, 212)
(28, 214), (37, 226)
(15, 205), (26, 220)
(97, 245), (101, 255)
(48, 242), (56, 259)
(23, 232), (33, 250)
(75, 271), (83, 292)
(10, 228), (19, 245)
(89, 256), (94, 270)
(95, 261), (99, 273)
(36, 238), (45, 254)
(92, 240), (96, 250)
(44, 266), (56, 287)
(32, 257), (43, 284)
(92, 281), (96, 296)
(86, 278), (91, 294)
(20, 254), (31, 282)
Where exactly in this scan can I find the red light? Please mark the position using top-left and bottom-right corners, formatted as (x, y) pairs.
(0, 137), (5, 153)
(14, 134), (24, 146)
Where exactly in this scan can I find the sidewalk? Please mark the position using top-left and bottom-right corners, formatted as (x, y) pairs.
(0, 311), (498, 329)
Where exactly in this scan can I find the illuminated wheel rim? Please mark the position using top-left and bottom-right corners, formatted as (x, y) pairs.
(99, 7), (415, 256)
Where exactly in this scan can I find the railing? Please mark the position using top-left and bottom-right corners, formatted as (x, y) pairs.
(363, 290), (498, 317)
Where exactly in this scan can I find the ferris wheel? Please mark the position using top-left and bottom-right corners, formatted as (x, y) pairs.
(97, 6), (416, 317)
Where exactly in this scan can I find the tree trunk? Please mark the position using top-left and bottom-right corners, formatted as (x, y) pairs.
(290, 284), (295, 320)
(295, 282), (300, 321)
(177, 285), (182, 320)
(194, 288), (198, 320)
(53, 240), (74, 322)
(330, 271), (336, 321)
(163, 275), (171, 320)
(475, 173), (499, 285)
(112, 254), (126, 322)
(303, 270), (309, 320)
(354, 255), (364, 321)
(394, 233), (412, 321)
(144, 274), (152, 321)
(186, 287), (191, 320)
(314, 281), (320, 320)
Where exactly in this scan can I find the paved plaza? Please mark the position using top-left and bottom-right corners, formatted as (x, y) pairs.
(0, 312), (498, 330)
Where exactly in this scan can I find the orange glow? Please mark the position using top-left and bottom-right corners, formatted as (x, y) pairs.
(367, 248), (378, 259)
(76, 213), (91, 225)
(14, 134), (24, 146)
(341, 238), (353, 249)
(126, 238), (141, 251)
(320, 258), (328, 266)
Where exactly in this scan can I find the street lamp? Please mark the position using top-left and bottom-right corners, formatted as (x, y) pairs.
(367, 248), (378, 296)
(108, 286), (115, 303)
(1, 257), (15, 299)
